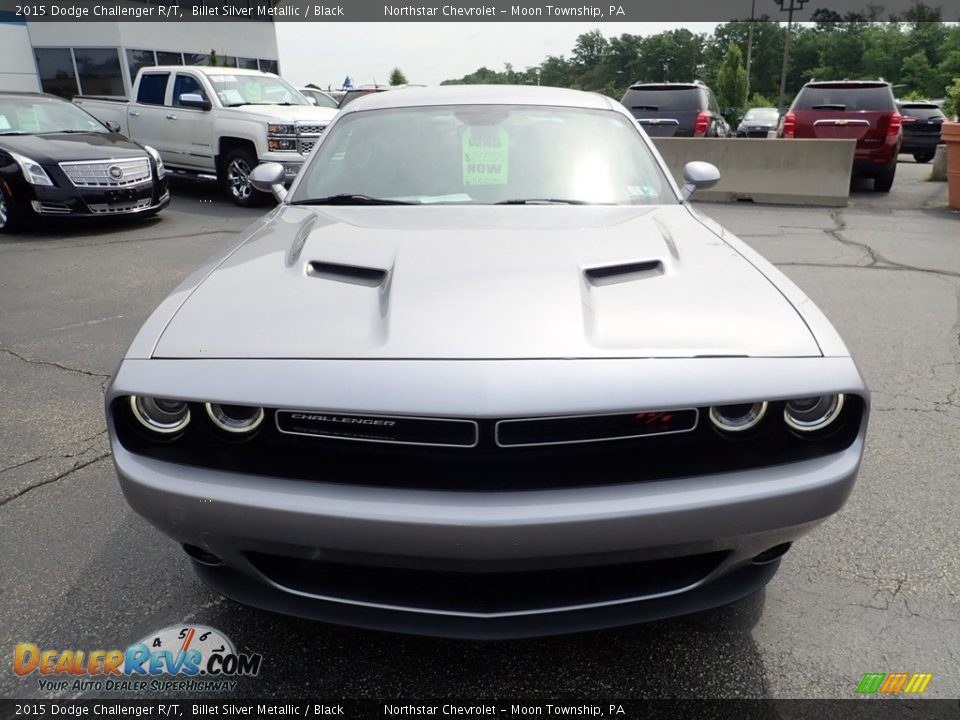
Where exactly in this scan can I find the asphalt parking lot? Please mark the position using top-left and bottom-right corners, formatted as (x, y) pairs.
(1, 158), (958, 700)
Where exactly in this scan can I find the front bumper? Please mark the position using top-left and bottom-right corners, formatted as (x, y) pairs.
(112, 438), (862, 638)
(257, 151), (305, 181)
(21, 173), (169, 219)
(106, 357), (869, 638)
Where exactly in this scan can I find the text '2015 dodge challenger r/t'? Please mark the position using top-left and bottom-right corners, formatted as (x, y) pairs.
(105, 85), (869, 639)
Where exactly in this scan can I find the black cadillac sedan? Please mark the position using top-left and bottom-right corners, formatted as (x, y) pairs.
(0, 92), (168, 234)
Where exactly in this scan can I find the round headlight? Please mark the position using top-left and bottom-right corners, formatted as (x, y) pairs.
(784, 394), (845, 432)
(129, 396), (190, 435)
(205, 403), (265, 434)
(709, 402), (768, 433)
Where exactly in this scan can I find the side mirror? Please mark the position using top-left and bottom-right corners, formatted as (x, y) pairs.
(105, 120), (122, 133)
(681, 161), (721, 201)
(250, 162), (288, 202)
(179, 93), (211, 111)
(306, 96), (318, 105)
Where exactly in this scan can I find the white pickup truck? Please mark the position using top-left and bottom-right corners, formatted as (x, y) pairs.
(75, 66), (337, 206)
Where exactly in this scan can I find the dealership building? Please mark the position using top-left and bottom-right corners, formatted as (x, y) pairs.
(0, 7), (281, 98)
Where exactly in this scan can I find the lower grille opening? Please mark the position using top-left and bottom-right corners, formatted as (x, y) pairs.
(247, 550), (727, 614)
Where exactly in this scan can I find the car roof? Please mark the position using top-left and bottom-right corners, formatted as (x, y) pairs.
(627, 83), (702, 90)
(340, 84), (619, 113)
(805, 80), (890, 88)
(149, 66), (275, 77)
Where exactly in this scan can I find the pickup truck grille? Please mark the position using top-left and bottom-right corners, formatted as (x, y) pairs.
(60, 158), (152, 188)
(296, 122), (326, 155)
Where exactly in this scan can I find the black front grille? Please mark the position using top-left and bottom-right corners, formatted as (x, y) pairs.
(246, 550), (728, 613)
(113, 396), (864, 492)
(496, 409), (697, 447)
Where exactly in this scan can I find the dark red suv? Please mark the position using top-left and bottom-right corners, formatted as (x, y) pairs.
(780, 80), (902, 192)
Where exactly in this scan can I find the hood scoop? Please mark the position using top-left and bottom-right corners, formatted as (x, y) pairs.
(307, 261), (387, 287)
(584, 260), (664, 287)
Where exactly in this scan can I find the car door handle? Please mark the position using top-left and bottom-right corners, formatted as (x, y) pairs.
(130, 111), (140, 117)
(166, 114), (177, 120)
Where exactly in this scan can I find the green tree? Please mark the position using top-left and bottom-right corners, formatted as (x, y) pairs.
(389, 68), (408, 86)
(900, 51), (935, 97)
(716, 43), (748, 113)
(944, 78), (960, 120)
(539, 55), (574, 89)
(572, 29), (607, 70)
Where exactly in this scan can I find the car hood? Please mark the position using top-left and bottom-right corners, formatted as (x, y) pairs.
(223, 104), (337, 123)
(0, 132), (148, 163)
(153, 205), (821, 359)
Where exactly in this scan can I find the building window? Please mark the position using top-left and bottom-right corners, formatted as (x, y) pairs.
(238, 58), (259, 70)
(219, 57), (239, 68)
(184, 53), (211, 66)
(136, 73), (169, 105)
(126, 49), (156, 84)
(156, 51), (183, 66)
(34, 48), (78, 99)
(74, 48), (124, 96)
(259, 59), (278, 75)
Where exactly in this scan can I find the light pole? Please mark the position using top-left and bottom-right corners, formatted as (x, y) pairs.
(745, 0), (755, 106)
(774, 0), (808, 113)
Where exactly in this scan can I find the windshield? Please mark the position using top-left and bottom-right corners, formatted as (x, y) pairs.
(292, 104), (676, 206)
(0, 97), (106, 135)
(207, 74), (308, 107)
(743, 108), (779, 122)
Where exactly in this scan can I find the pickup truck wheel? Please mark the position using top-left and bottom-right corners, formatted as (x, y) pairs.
(222, 149), (265, 207)
(0, 184), (22, 234)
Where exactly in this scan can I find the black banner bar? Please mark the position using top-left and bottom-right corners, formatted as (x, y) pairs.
(2, 700), (960, 720)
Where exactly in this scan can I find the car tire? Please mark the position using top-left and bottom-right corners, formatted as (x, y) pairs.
(0, 183), (22, 235)
(913, 152), (934, 163)
(221, 148), (268, 208)
(874, 166), (896, 193)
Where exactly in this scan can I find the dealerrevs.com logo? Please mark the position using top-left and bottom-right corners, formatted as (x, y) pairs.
(13, 625), (262, 693)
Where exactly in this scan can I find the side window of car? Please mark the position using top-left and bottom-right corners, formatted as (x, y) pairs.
(137, 73), (169, 106)
(173, 74), (207, 108)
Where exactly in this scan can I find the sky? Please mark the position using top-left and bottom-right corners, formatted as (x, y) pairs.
(276, 22), (720, 90)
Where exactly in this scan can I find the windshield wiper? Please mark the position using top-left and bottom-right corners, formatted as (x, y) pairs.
(291, 194), (417, 206)
(496, 198), (594, 205)
(0, 131), (30, 136)
(811, 104), (846, 110)
(38, 129), (94, 134)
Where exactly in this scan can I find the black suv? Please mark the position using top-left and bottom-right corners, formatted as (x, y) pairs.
(620, 81), (731, 138)
(896, 101), (946, 163)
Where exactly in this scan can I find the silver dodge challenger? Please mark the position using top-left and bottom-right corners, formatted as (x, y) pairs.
(105, 86), (869, 638)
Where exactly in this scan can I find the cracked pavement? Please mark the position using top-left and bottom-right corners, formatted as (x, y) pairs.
(0, 161), (958, 699)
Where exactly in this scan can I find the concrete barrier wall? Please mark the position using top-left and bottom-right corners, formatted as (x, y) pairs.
(651, 137), (857, 207)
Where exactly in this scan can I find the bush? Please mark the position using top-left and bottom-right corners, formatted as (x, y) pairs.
(746, 92), (777, 110)
(944, 78), (960, 121)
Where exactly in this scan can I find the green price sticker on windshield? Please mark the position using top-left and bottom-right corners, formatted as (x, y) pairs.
(462, 127), (509, 186)
(245, 81), (262, 103)
(17, 107), (41, 133)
